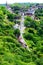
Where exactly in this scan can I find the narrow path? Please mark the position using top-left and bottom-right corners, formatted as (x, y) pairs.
(19, 13), (30, 51)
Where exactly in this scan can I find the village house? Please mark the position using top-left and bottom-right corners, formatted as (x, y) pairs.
(24, 6), (36, 16)
(38, 5), (43, 9)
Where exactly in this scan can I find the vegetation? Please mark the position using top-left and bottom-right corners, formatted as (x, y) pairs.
(0, 4), (43, 65)
(11, 3), (32, 13)
(7, 11), (21, 22)
(35, 8), (43, 19)
(24, 16), (43, 65)
(0, 6), (36, 65)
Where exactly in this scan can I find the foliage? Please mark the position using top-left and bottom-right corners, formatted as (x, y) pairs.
(35, 8), (43, 19)
(0, 5), (43, 65)
(7, 12), (21, 21)
(14, 29), (20, 37)
(24, 16), (43, 65)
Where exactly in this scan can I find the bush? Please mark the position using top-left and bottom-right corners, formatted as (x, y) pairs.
(14, 29), (20, 37)
(24, 33), (34, 40)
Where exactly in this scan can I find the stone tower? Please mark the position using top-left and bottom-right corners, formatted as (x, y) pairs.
(6, 0), (8, 7)
(6, 1), (9, 9)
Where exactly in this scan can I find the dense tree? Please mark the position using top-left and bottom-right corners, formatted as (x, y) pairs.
(35, 8), (43, 19)
(24, 14), (43, 65)
(14, 29), (20, 37)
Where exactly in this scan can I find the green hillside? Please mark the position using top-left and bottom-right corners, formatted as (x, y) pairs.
(24, 16), (43, 65)
(0, 6), (43, 65)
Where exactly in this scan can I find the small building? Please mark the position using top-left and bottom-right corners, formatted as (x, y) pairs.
(24, 8), (35, 16)
(38, 5), (43, 9)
